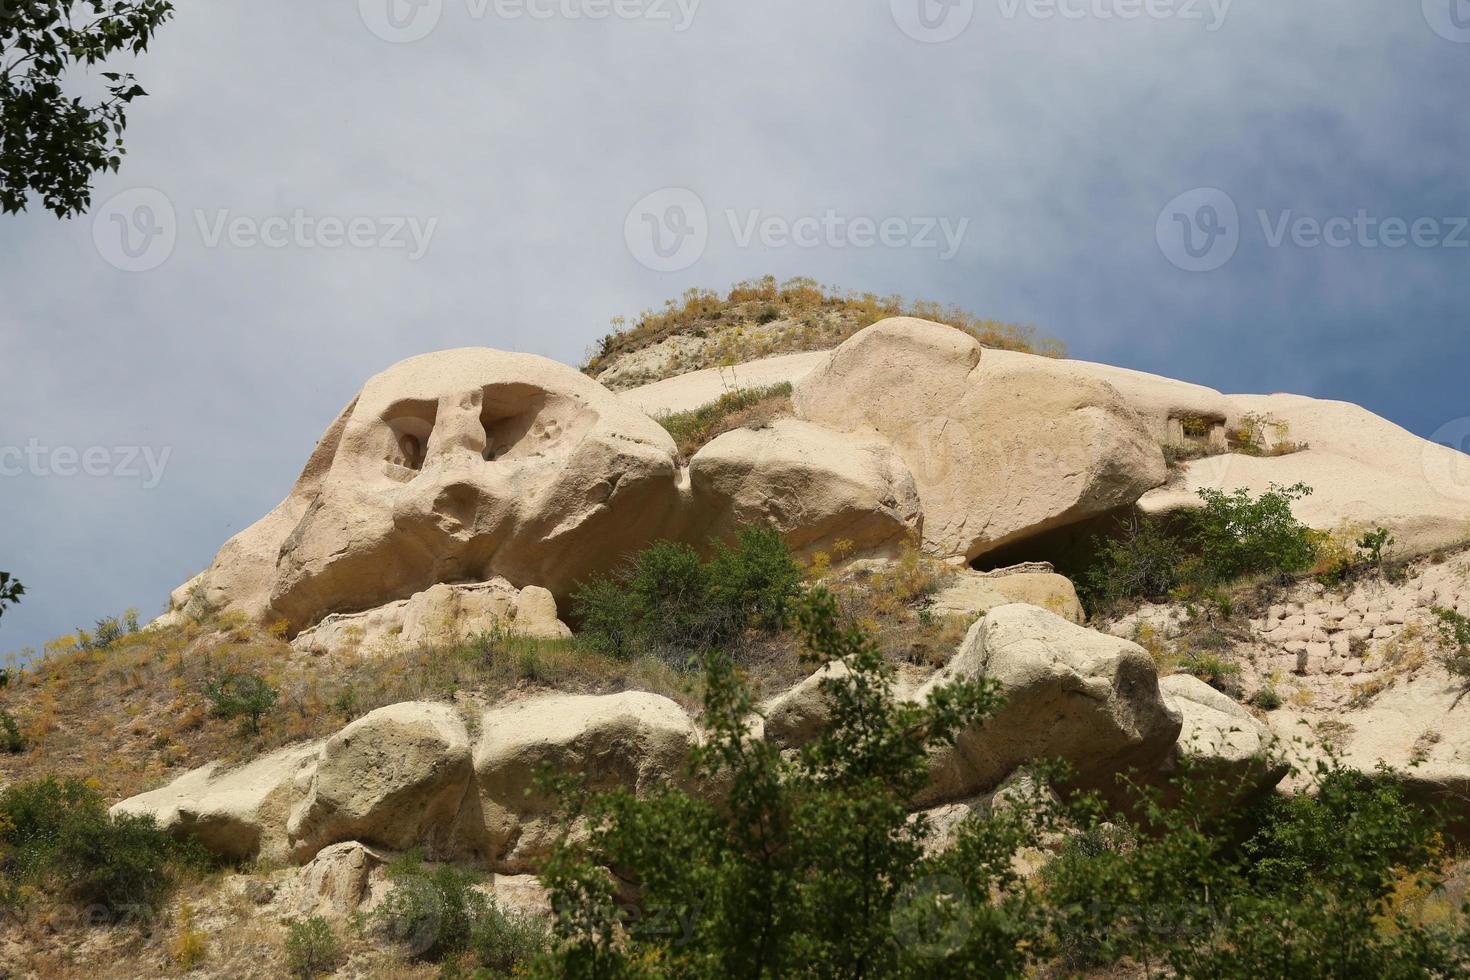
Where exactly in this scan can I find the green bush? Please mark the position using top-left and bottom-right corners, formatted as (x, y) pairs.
(203, 671), (279, 734)
(375, 855), (483, 962)
(0, 776), (205, 917)
(1191, 481), (1318, 585)
(1085, 484), (1320, 614)
(374, 852), (548, 970)
(285, 915), (342, 978)
(572, 526), (803, 661)
(1083, 515), (1185, 610)
(0, 708), (23, 753)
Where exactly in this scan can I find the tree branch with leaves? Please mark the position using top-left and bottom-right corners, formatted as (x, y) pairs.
(1, 0), (174, 218)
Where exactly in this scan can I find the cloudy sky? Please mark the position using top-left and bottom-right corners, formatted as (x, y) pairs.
(2, 0), (1468, 657)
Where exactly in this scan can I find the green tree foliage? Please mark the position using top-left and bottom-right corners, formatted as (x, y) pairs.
(573, 526), (803, 661)
(538, 587), (1032, 977)
(0, 775), (206, 916)
(1, 1), (174, 217)
(1044, 761), (1468, 978)
(0, 569), (23, 620)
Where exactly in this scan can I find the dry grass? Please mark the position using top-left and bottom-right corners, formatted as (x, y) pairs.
(656, 382), (793, 461)
(585, 275), (1064, 385)
(0, 615), (704, 802)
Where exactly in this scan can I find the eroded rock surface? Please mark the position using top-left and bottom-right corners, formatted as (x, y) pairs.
(793, 319), (1167, 562)
(914, 603), (1181, 804)
(689, 418), (922, 558)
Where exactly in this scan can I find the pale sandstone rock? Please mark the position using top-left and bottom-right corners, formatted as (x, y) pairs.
(761, 661), (851, 748)
(472, 692), (697, 872)
(913, 604), (1181, 805)
(291, 578), (571, 656)
(1158, 674), (1284, 792)
(288, 702), (474, 861)
(618, 351), (827, 416)
(111, 742), (322, 862)
(688, 418), (921, 558)
(929, 569), (1085, 624)
(176, 348), (683, 634)
(793, 319), (1167, 562)
(295, 841), (386, 917)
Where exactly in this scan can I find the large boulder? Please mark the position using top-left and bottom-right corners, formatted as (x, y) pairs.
(688, 418), (922, 558)
(1158, 674), (1284, 794)
(111, 742), (322, 863)
(174, 348), (683, 634)
(793, 319), (1166, 562)
(913, 604), (1182, 804)
(471, 692), (698, 872)
(287, 702), (474, 861)
(291, 579), (571, 656)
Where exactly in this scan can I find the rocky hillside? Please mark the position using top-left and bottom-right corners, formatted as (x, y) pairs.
(3, 310), (1469, 977)
(583, 275), (1065, 389)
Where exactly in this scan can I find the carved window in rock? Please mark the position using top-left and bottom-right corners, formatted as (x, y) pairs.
(384, 400), (438, 481)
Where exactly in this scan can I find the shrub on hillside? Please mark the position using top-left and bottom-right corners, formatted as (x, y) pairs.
(375, 852), (548, 971)
(572, 526), (802, 661)
(1084, 484), (1320, 614)
(202, 671), (279, 734)
(1191, 481), (1319, 584)
(1433, 607), (1470, 680)
(285, 915), (341, 978)
(1084, 516), (1186, 609)
(0, 776), (206, 917)
(1, 708), (24, 753)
